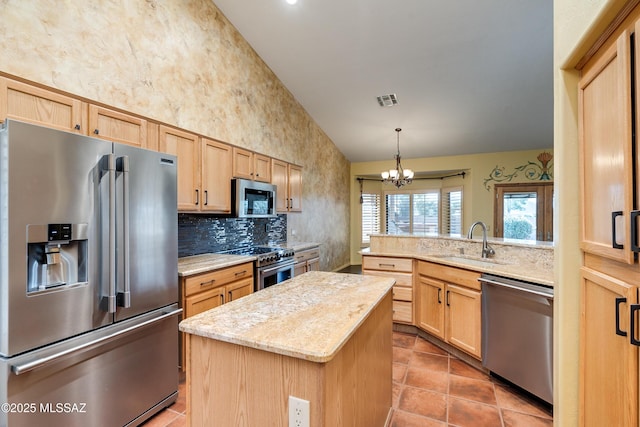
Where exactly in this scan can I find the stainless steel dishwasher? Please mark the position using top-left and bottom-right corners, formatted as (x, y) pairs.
(480, 274), (554, 404)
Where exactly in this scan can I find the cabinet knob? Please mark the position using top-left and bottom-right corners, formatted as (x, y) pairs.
(74, 124), (81, 130)
(94, 129), (99, 135)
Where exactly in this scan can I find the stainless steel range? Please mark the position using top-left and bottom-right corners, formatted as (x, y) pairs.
(223, 246), (295, 291)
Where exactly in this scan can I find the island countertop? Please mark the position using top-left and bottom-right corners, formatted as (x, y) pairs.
(178, 271), (395, 363)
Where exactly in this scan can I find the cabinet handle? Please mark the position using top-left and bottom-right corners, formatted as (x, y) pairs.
(630, 304), (640, 346)
(631, 211), (640, 252)
(378, 263), (395, 268)
(437, 288), (442, 304)
(195, 189), (199, 206)
(616, 297), (628, 336)
(74, 124), (81, 130)
(227, 291), (233, 302)
(200, 279), (215, 287)
(235, 270), (247, 276)
(612, 211), (624, 249)
(220, 294), (225, 305)
(446, 290), (450, 306)
(94, 129), (99, 135)
(204, 190), (208, 206)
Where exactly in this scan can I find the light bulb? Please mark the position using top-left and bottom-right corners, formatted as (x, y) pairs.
(285, 0), (298, 4)
(381, 171), (390, 180)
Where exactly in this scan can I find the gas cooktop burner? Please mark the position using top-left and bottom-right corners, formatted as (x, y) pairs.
(222, 246), (294, 268)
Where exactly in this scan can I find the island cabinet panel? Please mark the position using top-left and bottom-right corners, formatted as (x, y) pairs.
(88, 104), (147, 148)
(416, 261), (482, 359)
(363, 255), (414, 324)
(0, 76), (85, 133)
(185, 292), (392, 427)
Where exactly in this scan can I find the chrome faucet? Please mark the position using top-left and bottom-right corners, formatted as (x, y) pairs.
(467, 221), (495, 258)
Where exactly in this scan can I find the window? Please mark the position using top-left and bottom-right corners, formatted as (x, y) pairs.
(361, 193), (381, 244)
(494, 183), (553, 241)
(385, 190), (440, 235)
(442, 187), (463, 235)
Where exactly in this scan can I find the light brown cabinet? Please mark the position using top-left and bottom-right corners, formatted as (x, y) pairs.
(233, 147), (271, 182)
(159, 125), (201, 211)
(88, 104), (148, 148)
(0, 76), (85, 133)
(201, 138), (232, 213)
(416, 261), (481, 359)
(179, 262), (254, 369)
(362, 255), (414, 324)
(272, 159), (302, 212)
(578, 13), (640, 426)
(293, 247), (320, 276)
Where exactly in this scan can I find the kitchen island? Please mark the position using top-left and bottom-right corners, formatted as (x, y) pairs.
(179, 271), (395, 426)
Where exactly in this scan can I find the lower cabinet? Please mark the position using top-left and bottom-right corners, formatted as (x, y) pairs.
(416, 261), (482, 359)
(179, 262), (254, 370)
(362, 255), (414, 324)
(293, 247), (320, 276)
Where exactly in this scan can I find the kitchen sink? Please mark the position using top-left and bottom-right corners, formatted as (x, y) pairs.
(431, 255), (512, 267)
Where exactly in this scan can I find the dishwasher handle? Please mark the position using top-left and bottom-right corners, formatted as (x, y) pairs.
(479, 277), (553, 299)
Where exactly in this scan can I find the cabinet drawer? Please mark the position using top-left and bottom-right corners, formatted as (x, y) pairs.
(362, 270), (412, 288)
(393, 301), (413, 323)
(295, 248), (320, 263)
(393, 286), (413, 302)
(184, 287), (225, 318)
(363, 256), (413, 272)
(417, 261), (481, 290)
(184, 262), (254, 297)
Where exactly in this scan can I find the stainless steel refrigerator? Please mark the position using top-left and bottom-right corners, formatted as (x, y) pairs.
(0, 119), (180, 426)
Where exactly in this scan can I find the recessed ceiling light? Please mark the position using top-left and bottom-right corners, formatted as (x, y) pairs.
(285, 0), (298, 4)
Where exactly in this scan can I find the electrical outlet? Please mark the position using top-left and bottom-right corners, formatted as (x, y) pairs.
(288, 395), (310, 427)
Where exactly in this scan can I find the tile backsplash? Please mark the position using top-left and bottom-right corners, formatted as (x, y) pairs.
(178, 214), (287, 257)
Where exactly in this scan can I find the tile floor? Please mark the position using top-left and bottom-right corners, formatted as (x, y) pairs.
(142, 332), (552, 427)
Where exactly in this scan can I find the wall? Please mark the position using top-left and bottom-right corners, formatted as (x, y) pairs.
(350, 148), (553, 263)
(0, 0), (351, 271)
(555, 1), (624, 426)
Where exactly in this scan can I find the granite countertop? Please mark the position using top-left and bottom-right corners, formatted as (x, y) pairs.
(178, 271), (395, 363)
(269, 241), (320, 251)
(178, 253), (256, 277)
(362, 248), (553, 287)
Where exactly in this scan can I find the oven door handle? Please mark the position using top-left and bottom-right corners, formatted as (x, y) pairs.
(260, 261), (294, 275)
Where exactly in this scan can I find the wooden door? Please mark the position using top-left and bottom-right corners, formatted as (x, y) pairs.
(254, 154), (271, 182)
(159, 126), (200, 211)
(0, 77), (85, 133)
(579, 267), (638, 426)
(288, 164), (303, 212)
(416, 275), (445, 339)
(184, 286), (225, 318)
(88, 105), (147, 148)
(272, 159), (289, 213)
(232, 147), (253, 179)
(445, 284), (482, 359)
(226, 278), (253, 303)
(579, 30), (635, 264)
(201, 138), (232, 213)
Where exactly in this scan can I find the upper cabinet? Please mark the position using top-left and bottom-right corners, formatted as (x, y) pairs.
(159, 125), (201, 211)
(201, 138), (232, 213)
(0, 76), (85, 133)
(88, 105), (148, 149)
(232, 147), (271, 182)
(272, 159), (302, 213)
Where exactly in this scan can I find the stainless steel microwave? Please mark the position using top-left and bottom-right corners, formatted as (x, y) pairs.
(232, 178), (277, 218)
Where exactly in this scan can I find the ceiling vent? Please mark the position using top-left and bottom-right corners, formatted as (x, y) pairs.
(376, 94), (398, 107)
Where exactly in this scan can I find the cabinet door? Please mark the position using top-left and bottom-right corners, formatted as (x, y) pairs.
(159, 126), (200, 211)
(307, 257), (320, 272)
(579, 31), (635, 264)
(226, 277), (253, 302)
(288, 164), (303, 212)
(0, 77), (85, 133)
(88, 105), (147, 148)
(233, 147), (254, 180)
(272, 159), (289, 213)
(201, 138), (232, 213)
(184, 286), (225, 318)
(254, 154), (271, 182)
(580, 267), (638, 426)
(417, 276), (445, 339)
(294, 262), (306, 277)
(445, 284), (482, 359)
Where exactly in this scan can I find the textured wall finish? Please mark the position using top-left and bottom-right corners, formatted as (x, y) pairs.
(0, 0), (351, 270)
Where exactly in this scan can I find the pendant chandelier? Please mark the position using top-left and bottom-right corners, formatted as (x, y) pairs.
(381, 128), (414, 188)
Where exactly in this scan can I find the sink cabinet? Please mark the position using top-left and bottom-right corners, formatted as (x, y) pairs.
(416, 261), (482, 359)
(362, 255), (414, 324)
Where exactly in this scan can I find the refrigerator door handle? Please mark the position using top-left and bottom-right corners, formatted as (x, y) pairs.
(101, 154), (117, 314)
(116, 155), (131, 308)
(11, 308), (183, 375)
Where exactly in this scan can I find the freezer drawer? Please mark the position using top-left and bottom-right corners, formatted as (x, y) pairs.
(0, 306), (180, 427)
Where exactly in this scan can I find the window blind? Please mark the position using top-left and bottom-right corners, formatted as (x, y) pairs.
(361, 193), (380, 244)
